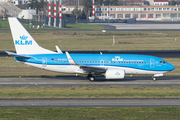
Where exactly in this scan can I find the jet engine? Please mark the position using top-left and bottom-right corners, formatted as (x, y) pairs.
(105, 69), (125, 79)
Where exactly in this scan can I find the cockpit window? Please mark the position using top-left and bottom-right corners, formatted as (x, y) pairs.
(160, 61), (167, 64)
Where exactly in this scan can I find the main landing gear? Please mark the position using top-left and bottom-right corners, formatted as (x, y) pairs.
(87, 74), (95, 82)
(152, 77), (156, 81)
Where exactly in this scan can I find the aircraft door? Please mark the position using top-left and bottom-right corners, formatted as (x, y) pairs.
(42, 57), (47, 67)
(100, 60), (104, 66)
(150, 58), (155, 68)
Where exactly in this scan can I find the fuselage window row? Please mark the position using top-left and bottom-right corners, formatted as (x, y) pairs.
(53, 60), (147, 64)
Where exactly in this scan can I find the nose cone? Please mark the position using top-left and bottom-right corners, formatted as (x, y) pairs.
(169, 64), (175, 71)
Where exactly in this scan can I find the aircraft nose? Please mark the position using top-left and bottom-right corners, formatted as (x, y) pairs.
(169, 64), (175, 71)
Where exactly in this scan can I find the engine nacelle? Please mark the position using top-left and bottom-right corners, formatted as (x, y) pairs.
(105, 69), (125, 79)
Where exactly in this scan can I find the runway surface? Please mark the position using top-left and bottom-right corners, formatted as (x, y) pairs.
(1, 77), (180, 86)
(88, 22), (180, 30)
(1, 50), (180, 58)
(0, 99), (180, 107)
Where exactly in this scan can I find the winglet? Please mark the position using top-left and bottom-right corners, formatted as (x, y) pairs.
(55, 45), (63, 54)
(65, 52), (76, 65)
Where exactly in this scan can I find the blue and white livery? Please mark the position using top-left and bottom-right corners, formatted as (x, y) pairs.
(6, 17), (175, 81)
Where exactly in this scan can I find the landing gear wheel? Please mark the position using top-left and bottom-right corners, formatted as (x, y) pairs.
(87, 75), (95, 82)
(152, 77), (156, 81)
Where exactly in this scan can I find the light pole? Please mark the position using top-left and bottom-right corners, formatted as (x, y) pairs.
(48, 0), (51, 26)
(54, 0), (57, 27)
(59, 0), (62, 28)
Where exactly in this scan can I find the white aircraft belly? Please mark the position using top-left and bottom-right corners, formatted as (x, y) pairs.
(24, 62), (166, 75)
(24, 62), (86, 74)
(103, 66), (166, 75)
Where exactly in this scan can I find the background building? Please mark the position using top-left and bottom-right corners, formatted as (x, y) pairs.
(65, 5), (180, 21)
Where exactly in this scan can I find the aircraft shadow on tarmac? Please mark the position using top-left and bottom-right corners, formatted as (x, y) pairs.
(39, 76), (180, 82)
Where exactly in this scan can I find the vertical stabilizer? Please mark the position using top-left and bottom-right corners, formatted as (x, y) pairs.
(8, 17), (56, 54)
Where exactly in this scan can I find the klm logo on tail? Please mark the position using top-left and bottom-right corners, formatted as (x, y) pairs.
(15, 35), (32, 45)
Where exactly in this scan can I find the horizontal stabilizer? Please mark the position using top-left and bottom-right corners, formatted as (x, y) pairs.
(5, 51), (31, 58)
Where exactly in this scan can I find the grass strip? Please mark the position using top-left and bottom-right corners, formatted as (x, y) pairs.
(1, 31), (180, 51)
(0, 20), (105, 30)
(0, 107), (180, 120)
(66, 24), (105, 29)
(0, 86), (180, 99)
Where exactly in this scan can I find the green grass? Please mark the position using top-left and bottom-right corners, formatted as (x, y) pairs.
(0, 20), (105, 30)
(0, 86), (180, 99)
(0, 20), (9, 28)
(1, 31), (180, 52)
(0, 107), (180, 120)
(0, 20), (30, 29)
(66, 23), (105, 29)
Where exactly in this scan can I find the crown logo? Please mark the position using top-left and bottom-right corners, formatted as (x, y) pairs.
(115, 72), (120, 75)
(20, 35), (28, 40)
(115, 56), (120, 59)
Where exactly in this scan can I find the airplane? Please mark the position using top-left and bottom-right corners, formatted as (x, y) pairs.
(6, 17), (175, 81)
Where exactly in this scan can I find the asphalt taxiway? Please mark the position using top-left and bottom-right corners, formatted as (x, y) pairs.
(0, 99), (180, 107)
(1, 77), (180, 86)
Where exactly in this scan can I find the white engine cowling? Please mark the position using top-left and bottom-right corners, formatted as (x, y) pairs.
(105, 69), (125, 79)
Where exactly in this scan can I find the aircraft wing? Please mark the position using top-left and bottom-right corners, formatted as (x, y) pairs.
(5, 51), (31, 58)
(65, 52), (106, 72)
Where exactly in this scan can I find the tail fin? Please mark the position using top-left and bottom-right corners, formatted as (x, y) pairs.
(8, 17), (56, 54)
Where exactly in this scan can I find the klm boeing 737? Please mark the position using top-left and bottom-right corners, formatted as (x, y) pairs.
(6, 17), (175, 81)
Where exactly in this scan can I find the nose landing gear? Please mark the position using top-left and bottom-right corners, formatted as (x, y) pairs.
(152, 77), (156, 81)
